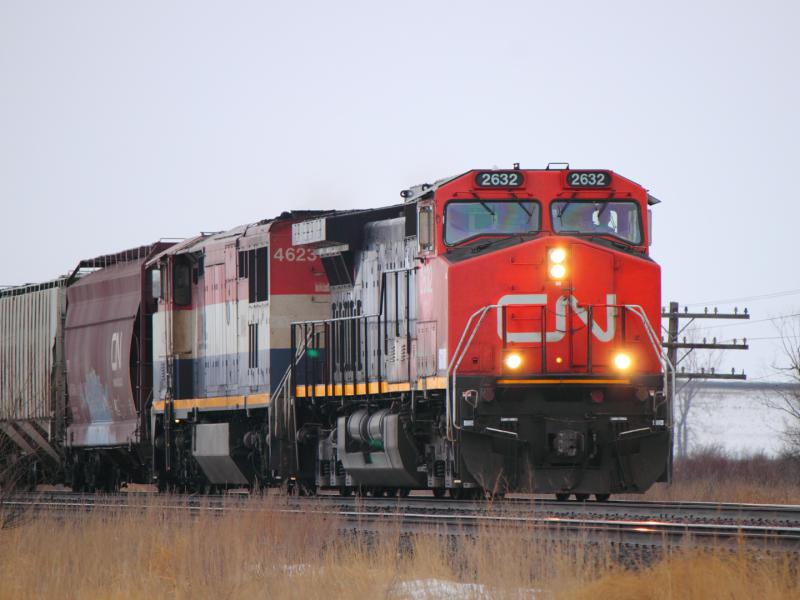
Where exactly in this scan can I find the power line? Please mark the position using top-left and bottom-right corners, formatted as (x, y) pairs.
(684, 289), (800, 307)
(680, 313), (800, 332)
(744, 373), (792, 382)
(720, 335), (787, 342)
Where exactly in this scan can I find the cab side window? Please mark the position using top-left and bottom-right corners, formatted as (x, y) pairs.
(238, 247), (270, 303)
(173, 259), (192, 306)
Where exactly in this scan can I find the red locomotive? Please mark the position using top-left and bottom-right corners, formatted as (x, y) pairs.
(0, 165), (670, 500)
(284, 165), (669, 499)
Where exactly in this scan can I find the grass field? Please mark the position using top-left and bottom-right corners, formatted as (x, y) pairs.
(2, 450), (799, 598)
(621, 448), (800, 504)
(0, 496), (798, 600)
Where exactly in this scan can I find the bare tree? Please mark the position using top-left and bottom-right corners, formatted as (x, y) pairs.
(674, 375), (699, 460)
(673, 328), (724, 459)
(766, 313), (800, 455)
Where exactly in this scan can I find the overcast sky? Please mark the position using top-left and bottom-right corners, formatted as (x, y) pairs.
(1, 1), (797, 379)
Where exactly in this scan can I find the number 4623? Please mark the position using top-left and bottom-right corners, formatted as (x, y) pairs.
(273, 247), (316, 262)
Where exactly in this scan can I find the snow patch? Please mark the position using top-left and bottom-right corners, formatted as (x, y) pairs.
(390, 578), (540, 599)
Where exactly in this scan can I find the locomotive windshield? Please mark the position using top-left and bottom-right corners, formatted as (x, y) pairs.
(444, 200), (540, 245)
(550, 200), (642, 245)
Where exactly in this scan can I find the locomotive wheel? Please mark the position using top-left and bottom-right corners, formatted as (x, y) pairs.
(384, 487), (398, 498)
(25, 460), (39, 492)
(338, 486), (352, 497)
(369, 487), (385, 497)
(595, 493), (611, 502)
(464, 488), (483, 500)
(70, 459), (85, 493)
(102, 464), (121, 493)
(575, 493), (590, 502)
(398, 488), (410, 498)
(555, 493), (570, 501)
(449, 488), (464, 500)
(83, 459), (98, 493)
(432, 488), (446, 499)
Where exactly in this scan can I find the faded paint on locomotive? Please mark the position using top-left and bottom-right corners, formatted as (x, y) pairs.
(148, 215), (330, 415)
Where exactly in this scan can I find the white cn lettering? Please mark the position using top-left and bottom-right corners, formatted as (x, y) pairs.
(497, 294), (617, 343)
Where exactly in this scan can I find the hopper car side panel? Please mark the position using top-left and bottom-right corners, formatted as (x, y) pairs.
(0, 280), (67, 468)
(65, 259), (147, 448)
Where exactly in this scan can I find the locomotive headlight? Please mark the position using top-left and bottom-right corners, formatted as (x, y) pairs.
(549, 248), (567, 264)
(548, 248), (568, 280)
(613, 352), (632, 371)
(504, 352), (523, 370)
(549, 264), (567, 280)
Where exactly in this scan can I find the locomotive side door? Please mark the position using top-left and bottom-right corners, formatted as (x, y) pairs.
(236, 240), (270, 395)
(383, 265), (417, 384)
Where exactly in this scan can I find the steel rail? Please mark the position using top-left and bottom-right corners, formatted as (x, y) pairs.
(5, 492), (800, 525)
(3, 493), (799, 551)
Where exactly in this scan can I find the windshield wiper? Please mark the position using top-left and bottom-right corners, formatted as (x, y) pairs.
(557, 201), (574, 219)
(515, 201), (533, 221)
(479, 201), (496, 217)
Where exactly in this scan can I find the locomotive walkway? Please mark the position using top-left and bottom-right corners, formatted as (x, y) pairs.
(3, 491), (800, 551)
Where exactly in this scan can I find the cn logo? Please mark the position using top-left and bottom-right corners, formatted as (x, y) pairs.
(110, 332), (122, 372)
(497, 293), (617, 343)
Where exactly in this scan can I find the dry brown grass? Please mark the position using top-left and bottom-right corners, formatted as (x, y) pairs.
(1, 494), (798, 599)
(622, 448), (800, 504)
(570, 549), (800, 600)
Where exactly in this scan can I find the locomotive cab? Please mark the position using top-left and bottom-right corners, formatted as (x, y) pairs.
(433, 168), (668, 498)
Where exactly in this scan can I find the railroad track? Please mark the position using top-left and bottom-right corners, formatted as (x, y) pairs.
(312, 495), (800, 528)
(4, 491), (799, 550)
(9, 490), (798, 527)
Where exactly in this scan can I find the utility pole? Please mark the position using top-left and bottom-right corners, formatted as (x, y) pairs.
(663, 301), (749, 380)
(661, 301), (750, 480)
